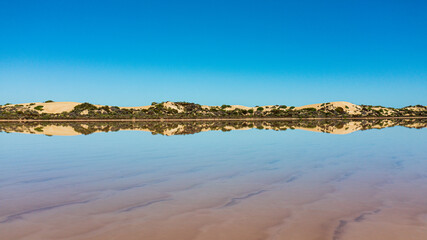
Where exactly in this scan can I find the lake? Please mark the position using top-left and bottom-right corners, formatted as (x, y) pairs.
(1, 120), (426, 240)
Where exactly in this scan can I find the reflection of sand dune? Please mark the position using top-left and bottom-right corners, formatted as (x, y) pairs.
(12, 125), (82, 136)
(1, 119), (425, 136)
(295, 126), (357, 135)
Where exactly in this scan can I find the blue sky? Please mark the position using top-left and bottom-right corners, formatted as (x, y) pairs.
(1, 0), (426, 107)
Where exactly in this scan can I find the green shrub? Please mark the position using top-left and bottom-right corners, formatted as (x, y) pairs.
(44, 100), (54, 103)
(34, 105), (44, 111)
(256, 107), (264, 111)
(270, 109), (282, 114)
(335, 107), (344, 113)
(99, 106), (110, 112)
(73, 102), (97, 112)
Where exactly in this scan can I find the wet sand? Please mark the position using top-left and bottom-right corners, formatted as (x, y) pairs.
(1, 126), (426, 239)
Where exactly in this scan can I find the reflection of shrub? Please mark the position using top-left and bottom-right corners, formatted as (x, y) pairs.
(34, 105), (44, 111)
(34, 127), (44, 132)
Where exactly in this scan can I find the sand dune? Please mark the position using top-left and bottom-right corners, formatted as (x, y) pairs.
(7, 101), (426, 117)
(9, 101), (362, 114)
(18, 102), (82, 114)
(295, 101), (362, 114)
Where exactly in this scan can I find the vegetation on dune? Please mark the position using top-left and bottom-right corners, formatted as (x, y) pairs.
(0, 101), (426, 120)
(335, 107), (344, 113)
(34, 105), (44, 111)
(73, 102), (98, 112)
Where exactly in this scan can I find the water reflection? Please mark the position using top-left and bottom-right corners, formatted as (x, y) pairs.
(0, 118), (425, 136)
(1, 120), (426, 240)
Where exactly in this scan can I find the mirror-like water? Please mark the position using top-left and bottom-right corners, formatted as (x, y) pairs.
(0, 119), (426, 136)
(1, 121), (426, 240)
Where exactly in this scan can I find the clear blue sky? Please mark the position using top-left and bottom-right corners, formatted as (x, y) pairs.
(1, 0), (426, 107)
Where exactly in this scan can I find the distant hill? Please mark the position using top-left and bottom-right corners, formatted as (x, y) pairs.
(0, 101), (426, 119)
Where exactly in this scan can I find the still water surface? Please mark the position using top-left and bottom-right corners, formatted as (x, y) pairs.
(1, 121), (427, 240)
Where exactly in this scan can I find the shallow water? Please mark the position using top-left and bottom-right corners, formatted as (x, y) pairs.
(1, 121), (427, 240)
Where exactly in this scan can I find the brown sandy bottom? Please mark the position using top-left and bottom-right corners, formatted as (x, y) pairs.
(1, 131), (427, 240)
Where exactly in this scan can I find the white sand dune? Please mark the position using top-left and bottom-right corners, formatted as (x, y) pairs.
(295, 101), (362, 114)
(19, 102), (82, 114)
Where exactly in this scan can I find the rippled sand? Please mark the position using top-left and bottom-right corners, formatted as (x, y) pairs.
(1, 126), (426, 239)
